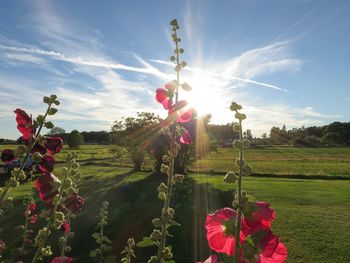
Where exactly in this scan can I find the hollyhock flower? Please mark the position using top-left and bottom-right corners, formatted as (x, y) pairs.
(62, 221), (70, 234)
(14, 109), (34, 142)
(45, 137), (64, 156)
(245, 202), (275, 233)
(197, 255), (217, 263)
(205, 208), (248, 256)
(1, 149), (16, 164)
(31, 143), (47, 155)
(160, 101), (194, 128)
(64, 194), (84, 214)
(156, 81), (177, 110)
(180, 128), (192, 144)
(30, 214), (38, 224)
(35, 173), (60, 203)
(51, 257), (73, 263)
(205, 206), (287, 263)
(38, 155), (55, 173)
(28, 203), (36, 213)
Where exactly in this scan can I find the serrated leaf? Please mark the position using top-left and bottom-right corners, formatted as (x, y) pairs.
(136, 236), (157, 248)
(91, 232), (100, 239)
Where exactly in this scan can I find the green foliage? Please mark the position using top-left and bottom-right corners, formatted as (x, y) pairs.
(67, 130), (84, 150)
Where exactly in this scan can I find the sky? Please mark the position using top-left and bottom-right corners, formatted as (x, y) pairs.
(0, 0), (349, 139)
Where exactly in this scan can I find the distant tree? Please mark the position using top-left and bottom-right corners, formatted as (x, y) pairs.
(67, 130), (84, 149)
(48, 127), (66, 136)
(113, 112), (159, 171)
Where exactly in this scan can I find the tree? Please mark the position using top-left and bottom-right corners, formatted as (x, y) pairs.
(112, 112), (159, 171)
(67, 130), (84, 149)
(48, 127), (66, 136)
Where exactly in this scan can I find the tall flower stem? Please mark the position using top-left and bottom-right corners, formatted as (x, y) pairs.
(0, 102), (53, 206)
(60, 216), (71, 258)
(156, 20), (181, 262)
(233, 119), (243, 263)
(31, 163), (71, 263)
(20, 207), (30, 253)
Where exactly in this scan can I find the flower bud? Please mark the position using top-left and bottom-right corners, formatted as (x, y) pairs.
(150, 229), (162, 241)
(32, 152), (43, 162)
(157, 183), (167, 193)
(224, 171), (237, 184)
(152, 218), (162, 228)
(158, 192), (166, 200)
(242, 164), (253, 176)
(162, 155), (170, 163)
(160, 164), (169, 174)
(173, 174), (184, 184)
(235, 113), (246, 120)
(235, 158), (245, 167)
(232, 139), (242, 149)
(230, 102), (242, 111)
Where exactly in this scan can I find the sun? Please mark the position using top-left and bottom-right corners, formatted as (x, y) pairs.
(181, 73), (227, 118)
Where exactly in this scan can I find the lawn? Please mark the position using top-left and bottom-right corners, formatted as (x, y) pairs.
(190, 146), (350, 178)
(1, 155), (350, 262)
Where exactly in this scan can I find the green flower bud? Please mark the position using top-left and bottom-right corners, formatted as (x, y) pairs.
(50, 94), (57, 101)
(152, 218), (162, 228)
(242, 164), (253, 176)
(48, 108), (57, 115)
(72, 161), (80, 170)
(148, 256), (158, 263)
(150, 229), (162, 241)
(53, 99), (60, 106)
(241, 190), (247, 197)
(41, 246), (52, 257)
(182, 82), (192, 91)
(44, 121), (54, 129)
(173, 174), (184, 184)
(162, 155), (170, 163)
(163, 246), (173, 260)
(43, 96), (50, 104)
(170, 56), (176, 62)
(102, 201), (109, 209)
(230, 102), (242, 111)
(18, 170), (26, 181)
(7, 177), (19, 187)
(168, 208), (175, 217)
(36, 115), (45, 124)
(65, 246), (71, 253)
(158, 192), (166, 200)
(32, 152), (43, 162)
(181, 61), (187, 68)
(224, 171), (237, 184)
(16, 145), (27, 155)
(232, 139), (242, 149)
(160, 164), (169, 174)
(157, 183), (167, 193)
(235, 112), (246, 120)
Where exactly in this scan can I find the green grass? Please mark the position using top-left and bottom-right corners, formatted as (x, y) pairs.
(1, 145), (350, 262)
(191, 147), (350, 177)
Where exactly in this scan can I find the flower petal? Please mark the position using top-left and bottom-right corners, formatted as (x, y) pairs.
(180, 129), (192, 144)
(260, 242), (288, 263)
(45, 137), (64, 156)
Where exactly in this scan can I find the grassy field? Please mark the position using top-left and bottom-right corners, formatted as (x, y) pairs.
(191, 147), (350, 178)
(1, 145), (350, 262)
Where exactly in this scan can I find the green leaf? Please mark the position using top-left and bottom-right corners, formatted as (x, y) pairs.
(103, 236), (112, 244)
(45, 121), (54, 129)
(43, 96), (50, 104)
(136, 236), (156, 248)
(167, 219), (180, 227)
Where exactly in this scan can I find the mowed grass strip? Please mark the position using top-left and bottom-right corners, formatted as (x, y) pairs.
(191, 147), (350, 177)
(191, 174), (350, 263)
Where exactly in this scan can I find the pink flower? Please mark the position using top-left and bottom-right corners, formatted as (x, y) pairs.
(205, 208), (248, 256)
(27, 203), (36, 213)
(61, 221), (70, 233)
(34, 173), (60, 203)
(180, 128), (192, 144)
(205, 207), (287, 262)
(51, 257), (73, 263)
(245, 202), (275, 233)
(197, 255), (218, 263)
(64, 194), (84, 214)
(1, 149), (16, 164)
(156, 81), (176, 110)
(38, 155), (55, 173)
(30, 214), (38, 224)
(14, 109), (34, 142)
(45, 137), (64, 156)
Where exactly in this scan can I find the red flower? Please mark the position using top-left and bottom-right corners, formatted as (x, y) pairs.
(31, 143), (47, 155)
(197, 255), (217, 263)
(38, 155), (55, 173)
(51, 257), (73, 263)
(1, 149), (16, 164)
(28, 203), (36, 213)
(160, 101), (194, 128)
(205, 208), (248, 256)
(245, 202), (275, 233)
(180, 129), (192, 144)
(62, 221), (70, 233)
(156, 81), (176, 110)
(45, 137), (64, 156)
(34, 173), (60, 203)
(205, 207), (287, 263)
(14, 109), (34, 142)
(30, 214), (38, 224)
(64, 194), (84, 214)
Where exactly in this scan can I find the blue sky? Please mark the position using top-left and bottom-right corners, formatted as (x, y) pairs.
(0, 0), (349, 139)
